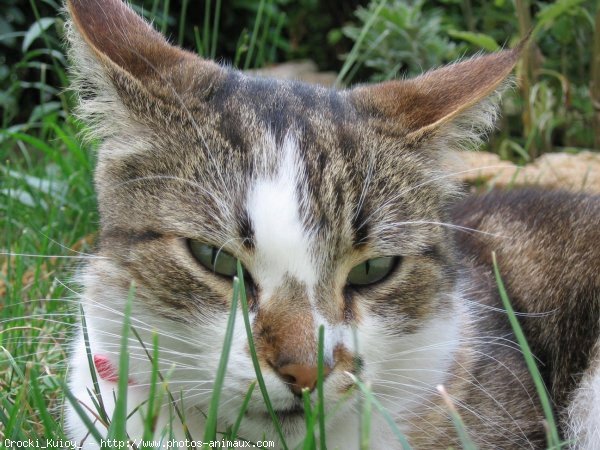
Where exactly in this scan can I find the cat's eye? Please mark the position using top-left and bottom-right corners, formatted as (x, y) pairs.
(347, 256), (398, 286)
(189, 241), (238, 277)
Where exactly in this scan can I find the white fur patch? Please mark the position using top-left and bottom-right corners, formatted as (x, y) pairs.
(314, 311), (352, 365)
(567, 350), (600, 448)
(246, 134), (316, 297)
(355, 291), (463, 428)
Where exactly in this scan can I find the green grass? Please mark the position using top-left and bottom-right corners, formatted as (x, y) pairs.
(1, 111), (97, 441)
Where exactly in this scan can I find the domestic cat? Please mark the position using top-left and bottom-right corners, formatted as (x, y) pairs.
(64, 0), (600, 448)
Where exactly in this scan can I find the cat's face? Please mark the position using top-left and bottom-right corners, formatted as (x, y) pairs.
(89, 70), (459, 438)
(67, 0), (521, 442)
(96, 68), (458, 325)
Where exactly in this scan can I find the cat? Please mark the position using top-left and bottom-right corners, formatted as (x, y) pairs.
(64, 0), (600, 448)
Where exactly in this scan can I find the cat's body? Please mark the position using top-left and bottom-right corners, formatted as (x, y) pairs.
(64, 0), (600, 448)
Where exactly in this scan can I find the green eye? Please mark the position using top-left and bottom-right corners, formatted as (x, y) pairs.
(347, 256), (398, 286)
(189, 241), (238, 277)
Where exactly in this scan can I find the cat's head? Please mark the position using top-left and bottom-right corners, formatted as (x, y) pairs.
(66, 0), (521, 442)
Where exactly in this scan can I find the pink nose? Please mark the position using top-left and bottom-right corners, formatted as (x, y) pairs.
(277, 364), (332, 395)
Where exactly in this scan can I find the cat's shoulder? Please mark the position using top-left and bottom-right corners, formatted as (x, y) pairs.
(450, 187), (600, 414)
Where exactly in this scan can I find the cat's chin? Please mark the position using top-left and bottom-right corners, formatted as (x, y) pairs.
(234, 408), (307, 446)
(268, 404), (305, 422)
(244, 403), (305, 425)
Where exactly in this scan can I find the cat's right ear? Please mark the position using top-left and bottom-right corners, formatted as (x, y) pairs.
(350, 43), (525, 149)
(65, 0), (223, 137)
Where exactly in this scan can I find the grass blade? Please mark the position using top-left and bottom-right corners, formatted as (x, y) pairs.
(106, 282), (134, 442)
(230, 381), (256, 439)
(210, 0), (222, 60)
(349, 375), (413, 450)
(80, 304), (109, 424)
(317, 325), (327, 450)
(237, 261), (289, 450)
(29, 366), (60, 439)
(492, 252), (562, 448)
(203, 0), (212, 58)
(61, 381), (104, 444)
(437, 385), (477, 450)
(336, 0), (388, 86)
(161, 0), (170, 35)
(243, 0), (267, 69)
(302, 388), (316, 450)
(359, 382), (372, 450)
(203, 276), (240, 441)
(130, 329), (193, 441)
(178, 0), (190, 46)
(142, 332), (162, 444)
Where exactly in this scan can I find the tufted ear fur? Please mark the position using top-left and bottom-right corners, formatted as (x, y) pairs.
(351, 43), (525, 147)
(66, 0), (222, 94)
(65, 0), (223, 144)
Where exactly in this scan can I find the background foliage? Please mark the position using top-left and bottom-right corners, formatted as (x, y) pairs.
(338, 0), (598, 159)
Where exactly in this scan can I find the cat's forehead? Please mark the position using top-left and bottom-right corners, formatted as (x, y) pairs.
(211, 71), (352, 121)
(203, 71), (361, 152)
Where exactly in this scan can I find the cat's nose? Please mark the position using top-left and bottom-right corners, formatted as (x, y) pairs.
(277, 363), (332, 396)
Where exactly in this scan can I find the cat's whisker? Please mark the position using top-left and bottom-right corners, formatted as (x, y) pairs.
(462, 298), (559, 317)
(216, 237), (251, 259)
(107, 175), (231, 215)
(352, 146), (377, 225)
(355, 164), (519, 237)
(371, 220), (506, 239)
(55, 280), (208, 347)
(115, 43), (233, 203)
(374, 384), (528, 445)
(366, 338), (539, 429)
(127, 378), (213, 387)
(90, 348), (211, 366)
(372, 335), (523, 361)
(376, 365), (534, 426)
(37, 231), (97, 257)
(367, 390), (456, 441)
(95, 349), (214, 368)
(0, 251), (107, 260)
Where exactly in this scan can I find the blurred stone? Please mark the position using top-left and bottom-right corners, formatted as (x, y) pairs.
(452, 150), (600, 193)
(249, 60), (338, 87)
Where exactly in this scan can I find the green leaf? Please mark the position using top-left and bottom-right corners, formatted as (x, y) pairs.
(533, 0), (586, 38)
(22, 17), (55, 52)
(447, 30), (499, 52)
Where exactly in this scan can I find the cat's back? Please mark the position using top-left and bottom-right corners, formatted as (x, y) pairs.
(451, 188), (600, 439)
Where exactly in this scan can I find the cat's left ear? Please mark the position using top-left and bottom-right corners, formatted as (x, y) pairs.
(350, 43), (525, 144)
